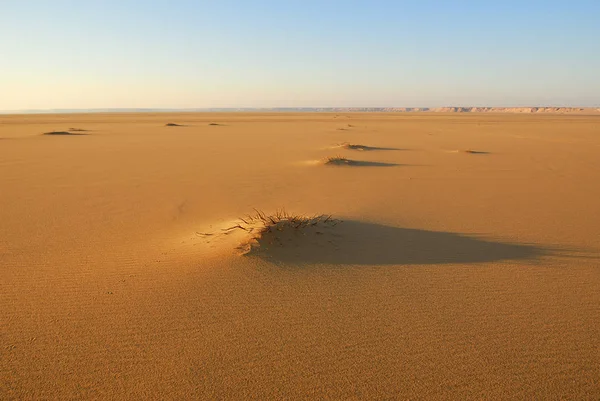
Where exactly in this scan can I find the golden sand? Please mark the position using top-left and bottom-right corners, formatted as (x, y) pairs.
(2, 112), (599, 399)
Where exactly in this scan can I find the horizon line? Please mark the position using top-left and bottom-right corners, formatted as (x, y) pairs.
(2, 106), (600, 115)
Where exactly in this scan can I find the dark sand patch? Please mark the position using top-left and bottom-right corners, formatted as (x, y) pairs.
(165, 123), (185, 127)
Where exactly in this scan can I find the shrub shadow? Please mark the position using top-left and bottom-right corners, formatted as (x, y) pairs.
(42, 131), (88, 136)
(463, 150), (490, 154)
(252, 220), (547, 265)
(325, 159), (400, 167)
(341, 144), (405, 151)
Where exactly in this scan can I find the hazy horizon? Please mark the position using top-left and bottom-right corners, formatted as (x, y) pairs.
(2, 1), (599, 110)
(1, 105), (600, 115)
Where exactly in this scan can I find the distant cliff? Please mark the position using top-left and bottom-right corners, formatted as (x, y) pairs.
(260, 107), (600, 113)
(426, 107), (597, 113)
(3, 107), (599, 114)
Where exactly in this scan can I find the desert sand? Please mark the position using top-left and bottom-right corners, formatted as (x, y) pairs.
(1, 112), (599, 399)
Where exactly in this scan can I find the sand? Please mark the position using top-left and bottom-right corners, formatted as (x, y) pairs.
(1, 112), (599, 399)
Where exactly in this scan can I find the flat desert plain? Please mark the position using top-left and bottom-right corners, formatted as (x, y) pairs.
(1, 112), (599, 400)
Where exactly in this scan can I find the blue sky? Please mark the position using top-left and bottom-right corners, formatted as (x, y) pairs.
(1, 1), (599, 109)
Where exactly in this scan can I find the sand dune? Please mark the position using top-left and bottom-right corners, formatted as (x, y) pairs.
(2, 112), (599, 399)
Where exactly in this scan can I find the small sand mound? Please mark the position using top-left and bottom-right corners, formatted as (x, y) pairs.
(208, 123), (223, 126)
(193, 212), (544, 264)
(323, 156), (399, 167)
(324, 156), (357, 165)
(335, 143), (401, 151)
(197, 210), (340, 255)
(43, 131), (77, 136)
(463, 149), (489, 154)
(342, 143), (368, 151)
(68, 128), (88, 132)
(338, 143), (373, 151)
(165, 123), (183, 127)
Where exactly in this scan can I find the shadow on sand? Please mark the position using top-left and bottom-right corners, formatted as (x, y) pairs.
(43, 131), (88, 136)
(463, 150), (490, 154)
(251, 220), (547, 266)
(341, 144), (404, 151)
(324, 159), (400, 167)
